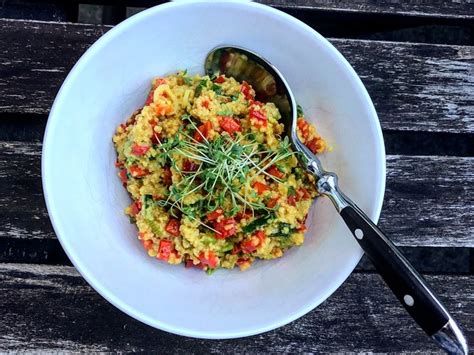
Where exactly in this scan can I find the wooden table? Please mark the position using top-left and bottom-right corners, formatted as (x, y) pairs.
(0, 1), (473, 352)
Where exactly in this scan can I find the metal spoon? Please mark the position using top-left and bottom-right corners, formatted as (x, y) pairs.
(205, 46), (468, 355)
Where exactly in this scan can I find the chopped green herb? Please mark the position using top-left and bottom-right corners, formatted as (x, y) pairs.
(211, 83), (222, 95)
(294, 167), (304, 179)
(143, 194), (154, 208)
(271, 222), (296, 238)
(147, 219), (163, 236)
(217, 108), (233, 116)
(221, 243), (234, 252)
(287, 186), (296, 197)
(242, 213), (274, 234)
(201, 236), (217, 245)
(206, 268), (216, 275)
(195, 79), (208, 97)
(297, 104), (304, 117)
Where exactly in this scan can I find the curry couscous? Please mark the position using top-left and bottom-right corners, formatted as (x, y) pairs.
(113, 71), (326, 273)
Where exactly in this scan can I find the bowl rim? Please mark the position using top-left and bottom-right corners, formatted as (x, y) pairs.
(42, 0), (386, 339)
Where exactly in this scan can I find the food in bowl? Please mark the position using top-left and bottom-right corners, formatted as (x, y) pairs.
(113, 71), (326, 273)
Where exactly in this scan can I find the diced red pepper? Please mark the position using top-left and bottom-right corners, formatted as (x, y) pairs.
(119, 169), (128, 185)
(129, 165), (148, 178)
(267, 165), (284, 179)
(185, 259), (204, 269)
(207, 209), (223, 221)
(129, 200), (142, 216)
(165, 218), (180, 237)
(131, 143), (150, 156)
(142, 239), (153, 250)
(155, 78), (167, 87)
(306, 137), (322, 154)
(213, 218), (237, 239)
(287, 195), (297, 206)
(297, 223), (307, 233)
(115, 160), (124, 168)
(183, 160), (199, 172)
(297, 187), (311, 201)
(214, 75), (225, 84)
(253, 181), (269, 195)
(155, 104), (173, 116)
(240, 81), (253, 100)
(157, 240), (173, 261)
(193, 121), (212, 142)
(145, 89), (154, 105)
(255, 230), (266, 244)
(236, 258), (250, 267)
(162, 166), (172, 186)
(266, 196), (279, 208)
(241, 230), (266, 254)
(199, 251), (219, 268)
(241, 239), (258, 254)
(146, 78), (167, 105)
(202, 99), (210, 109)
(249, 108), (267, 127)
(249, 100), (263, 107)
(219, 116), (241, 135)
(297, 118), (310, 140)
(231, 245), (241, 255)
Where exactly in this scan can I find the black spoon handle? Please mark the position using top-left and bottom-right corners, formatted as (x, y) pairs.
(315, 172), (468, 354)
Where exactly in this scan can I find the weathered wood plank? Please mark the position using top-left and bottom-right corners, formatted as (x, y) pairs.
(332, 39), (474, 134)
(0, 263), (472, 352)
(258, 0), (474, 20)
(383, 155), (474, 247)
(45, 0), (474, 20)
(0, 141), (473, 247)
(0, 19), (110, 114)
(0, 19), (473, 133)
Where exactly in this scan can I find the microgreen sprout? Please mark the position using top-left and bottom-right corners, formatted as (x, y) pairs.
(154, 121), (296, 231)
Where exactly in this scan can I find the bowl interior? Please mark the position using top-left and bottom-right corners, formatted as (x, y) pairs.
(43, 1), (385, 338)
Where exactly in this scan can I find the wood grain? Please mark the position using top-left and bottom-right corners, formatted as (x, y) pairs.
(0, 141), (472, 247)
(257, 0), (474, 20)
(0, 263), (472, 352)
(45, 0), (474, 20)
(0, 19), (473, 133)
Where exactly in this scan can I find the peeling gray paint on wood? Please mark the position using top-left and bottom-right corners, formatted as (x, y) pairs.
(257, 0), (474, 19)
(0, 141), (472, 247)
(332, 39), (474, 134)
(382, 155), (474, 247)
(0, 263), (472, 352)
(0, 19), (473, 133)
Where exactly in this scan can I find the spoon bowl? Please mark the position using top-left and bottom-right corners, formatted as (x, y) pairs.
(205, 46), (297, 142)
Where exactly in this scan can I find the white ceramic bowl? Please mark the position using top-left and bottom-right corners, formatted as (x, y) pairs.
(42, 1), (385, 339)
